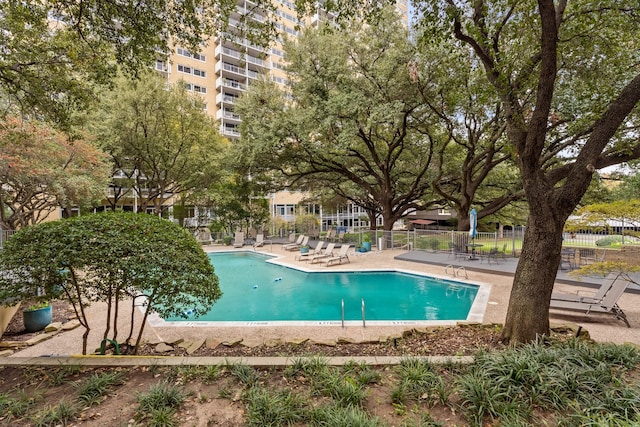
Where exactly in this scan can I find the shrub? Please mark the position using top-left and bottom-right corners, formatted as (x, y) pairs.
(0, 212), (222, 355)
(595, 235), (624, 247)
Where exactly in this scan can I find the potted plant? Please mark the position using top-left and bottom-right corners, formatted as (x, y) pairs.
(22, 301), (52, 333)
(362, 234), (372, 252)
(300, 244), (310, 254)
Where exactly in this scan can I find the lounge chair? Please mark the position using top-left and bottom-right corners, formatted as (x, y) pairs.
(285, 235), (309, 251)
(550, 274), (631, 327)
(309, 243), (336, 264)
(448, 243), (466, 261)
(253, 233), (272, 251)
(551, 273), (619, 304)
(326, 229), (336, 242)
(282, 234), (304, 250)
(323, 244), (351, 266)
(296, 241), (325, 261)
(233, 231), (244, 248)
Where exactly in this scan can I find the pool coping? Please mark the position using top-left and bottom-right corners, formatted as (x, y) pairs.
(146, 250), (492, 328)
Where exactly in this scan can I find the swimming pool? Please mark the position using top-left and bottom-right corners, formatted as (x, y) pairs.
(150, 251), (490, 327)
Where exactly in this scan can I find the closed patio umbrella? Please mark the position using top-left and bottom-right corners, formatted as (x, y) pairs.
(469, 208), (477, 240)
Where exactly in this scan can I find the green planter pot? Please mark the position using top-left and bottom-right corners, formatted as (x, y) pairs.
(300, 246), (310, 254)
(23, 305), (52, 333)
(362, 241), (371, 252)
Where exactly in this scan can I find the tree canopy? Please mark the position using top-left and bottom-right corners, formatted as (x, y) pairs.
(0, 0), (396, 127)
(0, 115), (110, 229)
(414, 38), (523, 230)
(0, 212), (221, 354)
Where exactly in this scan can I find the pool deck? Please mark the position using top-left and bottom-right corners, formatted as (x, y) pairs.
(5, 243), (640, 359)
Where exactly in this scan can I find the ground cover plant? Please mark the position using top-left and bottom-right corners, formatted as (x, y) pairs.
(1, 338), (639, 426)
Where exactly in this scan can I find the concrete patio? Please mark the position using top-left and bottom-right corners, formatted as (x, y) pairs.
(3, 243), (639, 360)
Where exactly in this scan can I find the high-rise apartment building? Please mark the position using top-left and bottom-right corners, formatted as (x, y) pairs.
(160, 1), (409, 139)
(157, 1), (409, 232)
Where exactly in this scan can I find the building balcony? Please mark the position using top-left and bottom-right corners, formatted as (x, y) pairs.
(220, 125), (241, 137)
(216, 109), (242, 122)
(216, 77), (246, 92)
(216, 93), (238, 105)
(215, 61), (247, 78)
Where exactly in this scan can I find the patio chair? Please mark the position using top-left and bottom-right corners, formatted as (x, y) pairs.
(285, 235), (309, 251)
(233, 231), (244, 248)
(309, 243), (336, 264)
(323, 244), (351, 266)
(296, 241), (325, 261)
(336, 230), (346, 242)
(549, 274), (631, 327)
(448, 243), (466, 261)
(482, 247), (499, 264)
(253, 233), (272, 251)
(579, 248), (598, 265)
(282, 234), (304, 250)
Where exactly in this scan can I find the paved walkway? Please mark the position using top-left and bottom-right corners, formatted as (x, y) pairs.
(3, 243), (639, 364)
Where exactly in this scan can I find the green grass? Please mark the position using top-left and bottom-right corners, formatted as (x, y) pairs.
(392, 358), (449, 407)
(0, 389), (41, 422)
(2, 339), (640, 426)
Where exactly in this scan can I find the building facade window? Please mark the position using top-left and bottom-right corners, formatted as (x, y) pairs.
(178, 64), (206, 78)
(177, 47), (206, 61)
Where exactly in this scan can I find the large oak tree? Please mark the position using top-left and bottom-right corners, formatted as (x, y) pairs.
(417, 0), (640, 342)
(237, 12), (443, 230)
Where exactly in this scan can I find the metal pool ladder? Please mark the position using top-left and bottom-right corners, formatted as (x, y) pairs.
(341, 298), (366, 328)
(445, 264), (468, 279)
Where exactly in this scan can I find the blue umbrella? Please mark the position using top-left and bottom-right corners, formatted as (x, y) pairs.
(469, 208), (477, 240)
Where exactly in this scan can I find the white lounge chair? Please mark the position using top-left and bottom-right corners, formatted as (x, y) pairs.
(296, 241), (325, 261)
(285, 235), (309, 251)
(253, 233), (272, 251)
(233, 231), (244, 248)
(550, 274), (631, 327)
(323, 244), (351, 266)
(309, 243), (336, 264)
(282, 234), (304, 250)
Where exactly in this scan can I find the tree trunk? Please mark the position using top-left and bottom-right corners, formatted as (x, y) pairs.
(367, 211), (377, 230)
(501, 207), (564, 342)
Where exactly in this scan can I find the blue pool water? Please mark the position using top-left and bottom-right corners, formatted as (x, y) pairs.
(166, 252), (480, 324)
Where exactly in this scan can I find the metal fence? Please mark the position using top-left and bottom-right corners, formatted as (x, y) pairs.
(343, 225), (640, 257)
(346, 229), (518, 256)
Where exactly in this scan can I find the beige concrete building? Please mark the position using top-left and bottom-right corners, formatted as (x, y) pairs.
(161, 0), (409, 140)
